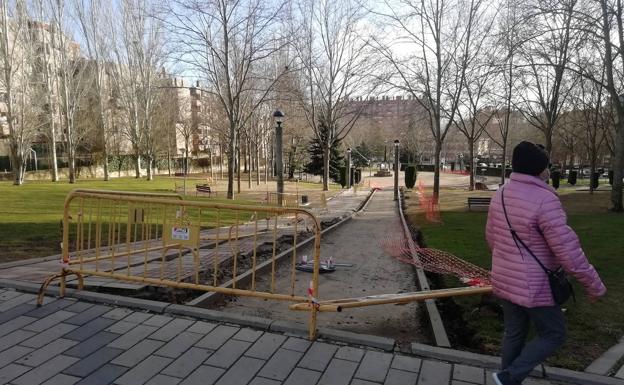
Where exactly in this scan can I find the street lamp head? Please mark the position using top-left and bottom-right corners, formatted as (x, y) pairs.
(394, 139), (400, 147)
(273, 110), (285, 124)
(347, 148), (351, 153)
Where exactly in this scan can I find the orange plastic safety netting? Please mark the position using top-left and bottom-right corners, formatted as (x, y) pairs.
(416, 180), (441, 223)
(380, 236), (491, 287)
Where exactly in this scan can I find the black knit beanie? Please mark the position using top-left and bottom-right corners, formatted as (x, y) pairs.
(511, 141), (549, 176)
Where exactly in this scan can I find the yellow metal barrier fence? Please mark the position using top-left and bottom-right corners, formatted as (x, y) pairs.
(38, 189), (322, 339)
(265, 192), (299, 207)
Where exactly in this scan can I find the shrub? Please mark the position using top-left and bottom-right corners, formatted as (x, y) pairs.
(405, 165), (417, 189)
(551, 170), (561, 189)
(591, 172), (600, 189)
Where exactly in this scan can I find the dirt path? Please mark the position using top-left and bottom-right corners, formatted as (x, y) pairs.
(215, 189), (432, 347)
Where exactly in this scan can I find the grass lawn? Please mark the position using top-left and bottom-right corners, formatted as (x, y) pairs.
(0, 177), (269, 263)
(406, 188), (624, 370)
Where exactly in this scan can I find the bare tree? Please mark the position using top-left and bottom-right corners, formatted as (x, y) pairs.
(371, 0), (486, 200)
(515, 0), (579, 157)
(454, 74), (497, 190)
(249, 105), (272, 185)
(49, 0), (93, 183)
(488, 0), (525, 184)
(174, 87), (195, 175)
(561, 0), (624, 210)
(571, 67), (608, 193)
(109, 0), (165, 180)
(596, 0), (624, 211)
(453, 13), (498, 190)
(34, 0), (60, 181)
(199, 93), (230, 180)
(1, 1), (40, 185)
(555, 112), (580, 172)
(75, 0), (113, 180)
(294, 0), (375, 191)
(162, 0), (289, 199)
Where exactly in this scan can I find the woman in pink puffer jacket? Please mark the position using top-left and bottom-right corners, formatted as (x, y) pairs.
(487, 141), (606, 385)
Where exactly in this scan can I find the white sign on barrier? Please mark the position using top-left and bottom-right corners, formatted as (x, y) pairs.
(171, 226), (190, 241)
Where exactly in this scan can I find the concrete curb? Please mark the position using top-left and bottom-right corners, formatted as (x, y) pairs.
(318, 327), (394, 351)
(0, 253), (63, 269)
(586, 337), (624, 375)
(268, 320), (309, 338)
(411, 343), (624, 385)
(165, 304), (273, 330)
(0, 278), (169, 313)
(397, 190), (450, 347)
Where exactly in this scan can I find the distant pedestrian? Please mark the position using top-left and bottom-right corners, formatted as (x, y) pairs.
(485, 141), (606, 385)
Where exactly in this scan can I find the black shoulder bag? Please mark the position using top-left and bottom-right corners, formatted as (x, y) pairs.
(500, 188), (575, 305)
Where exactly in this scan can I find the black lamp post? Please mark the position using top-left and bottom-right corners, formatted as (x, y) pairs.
(346, 148), (352, 189)
(273, 110), (285, 206)
(394, 139), (400, 201)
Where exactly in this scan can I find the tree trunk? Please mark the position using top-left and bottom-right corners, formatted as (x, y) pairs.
(134, 148), (141, 178)
(166, 146), (172, 177)
(97, 87), (108, 181)
(256, 142), (260, 186)
(590, 157), (596, 194)
(247, 137), (252, 189)
(101, 117), (108, 181)
(433, 141), (441, 202)
(237, 143), (241, 194)
(227, 126), (235, 199)
(500, 144), (507, 185)
(264, 139), (269, 184)
(243, 138), (248, 173)
(10, 146), (26, 185)
(49, 135), (59, 182)
(41, 6), (58, 183)
(220, 143), (224, 180)
(612, 119), (624, 211)
(468, 139), (475, 191)
(147, 157), (153, 181)
(209, 148), (214, 180)
(14, 162), (25, 185)
(545, 127), (553, 156)
(68, 148), (76, 184)
(322, 145), (330, 191)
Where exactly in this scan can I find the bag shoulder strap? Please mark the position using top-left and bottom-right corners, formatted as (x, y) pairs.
(500, 187), (551, 274)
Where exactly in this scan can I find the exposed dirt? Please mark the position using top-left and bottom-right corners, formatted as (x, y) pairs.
(129, 233), (310, 304)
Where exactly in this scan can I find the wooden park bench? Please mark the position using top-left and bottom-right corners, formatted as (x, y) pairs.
(467, 196), (491, 211)
(196, 184), (215, 197)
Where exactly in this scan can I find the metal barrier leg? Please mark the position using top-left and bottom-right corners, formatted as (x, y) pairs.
(37, 273), (64, 307)
(309, 304), (318, 340)
(36, 270), (84, 307)
(60, 272), (66, 297)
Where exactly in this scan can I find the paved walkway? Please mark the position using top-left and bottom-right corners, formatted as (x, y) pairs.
(0, 287), (597, 385)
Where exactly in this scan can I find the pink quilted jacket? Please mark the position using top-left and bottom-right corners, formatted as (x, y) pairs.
(486, 173), (606, 307)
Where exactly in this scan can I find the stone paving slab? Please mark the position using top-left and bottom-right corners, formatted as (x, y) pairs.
(0, 287), (620, 385)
